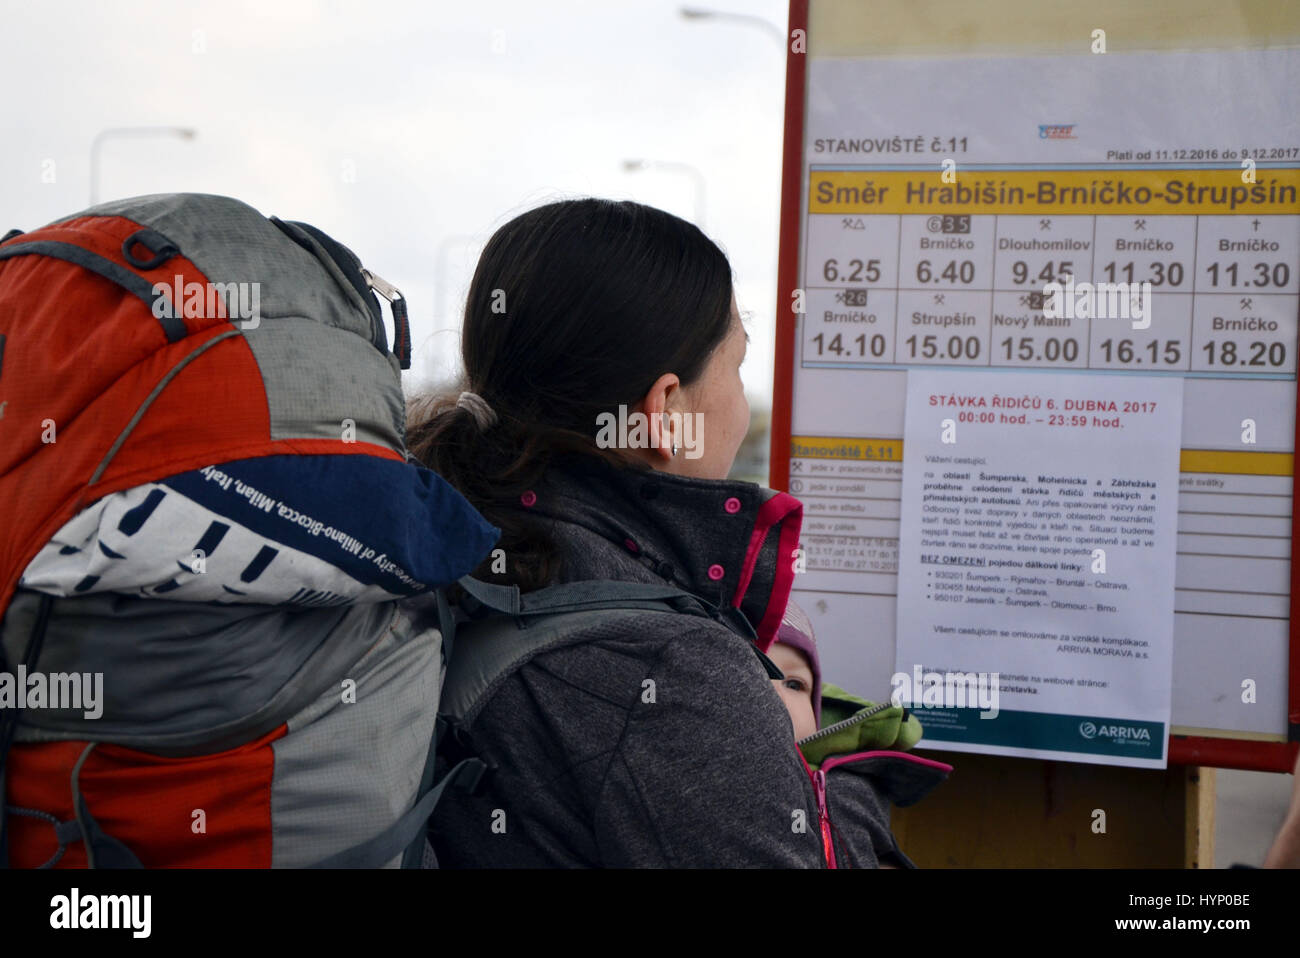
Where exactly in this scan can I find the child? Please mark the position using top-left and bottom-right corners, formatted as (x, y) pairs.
(770, 600), (952, 868)
(768, 620), (820, 741)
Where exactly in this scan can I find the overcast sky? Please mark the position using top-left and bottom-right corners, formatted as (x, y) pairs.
(1, 0), (789, 404)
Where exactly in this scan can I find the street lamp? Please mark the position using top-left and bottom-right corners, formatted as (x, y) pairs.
(679, 6), (785, 47)
(622, 159), (707, 228)
(90, 126), (197, 205)
(435, 233), (479, 324)
(415, 233), (481, 389)
(678, 7), (783, 487)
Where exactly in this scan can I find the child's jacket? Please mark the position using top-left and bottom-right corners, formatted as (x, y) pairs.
(798, 684), (952, 868)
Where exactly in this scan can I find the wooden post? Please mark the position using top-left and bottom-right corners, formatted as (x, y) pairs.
(891, 754), (1216, 867)
(1185, 766), (1216, 868)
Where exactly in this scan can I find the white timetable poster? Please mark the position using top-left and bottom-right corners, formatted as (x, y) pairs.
(895, 369), (1184, 767)
(786, 47), (1300, 758)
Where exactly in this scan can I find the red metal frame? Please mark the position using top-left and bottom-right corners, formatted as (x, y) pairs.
(767, 0), (1298, 773)
(768, 0), (806, 501)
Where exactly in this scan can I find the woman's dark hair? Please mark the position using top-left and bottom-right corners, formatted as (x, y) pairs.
(407, 198), (735, 592)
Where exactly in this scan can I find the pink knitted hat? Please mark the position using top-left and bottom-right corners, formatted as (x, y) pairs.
(775, 599), (822, 725)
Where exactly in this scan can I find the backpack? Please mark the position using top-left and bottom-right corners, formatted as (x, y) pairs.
(0, 193), (499, 867)
(436, 578), (944, 871)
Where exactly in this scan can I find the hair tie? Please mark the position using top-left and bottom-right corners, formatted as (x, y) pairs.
(456, 390), (499, 430)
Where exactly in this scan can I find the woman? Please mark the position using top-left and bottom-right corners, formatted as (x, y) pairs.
(409, 198), (824, 867)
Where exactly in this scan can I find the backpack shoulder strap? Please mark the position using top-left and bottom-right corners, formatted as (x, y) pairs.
(439, 576), (782, 727)
(0, 236), (186, 342)
(455, 575), (710, 619)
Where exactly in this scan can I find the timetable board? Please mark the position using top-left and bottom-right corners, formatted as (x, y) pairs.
(770, 0), (1300, 770)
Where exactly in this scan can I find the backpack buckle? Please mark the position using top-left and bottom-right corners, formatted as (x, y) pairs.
(360, 267), (401, 302)
(360, 268), (412, 370)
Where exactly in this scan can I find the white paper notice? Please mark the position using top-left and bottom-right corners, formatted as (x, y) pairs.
(895, 369), (1185, 768)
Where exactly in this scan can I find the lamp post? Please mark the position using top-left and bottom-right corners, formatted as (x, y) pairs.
(679, 6), (785, 47)
(435, 233), (478, 324)
(622, 159), (707, 229)
(90, 126), (196, 205)
(678, 8), (785, 485)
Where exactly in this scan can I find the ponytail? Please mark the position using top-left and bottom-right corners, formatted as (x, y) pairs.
(406, 389), (636, 592)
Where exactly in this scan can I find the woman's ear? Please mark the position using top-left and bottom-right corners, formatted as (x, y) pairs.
(638, 371), (681, 461)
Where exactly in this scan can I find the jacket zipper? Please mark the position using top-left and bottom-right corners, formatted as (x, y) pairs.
(812, 767), (837, 868)
(810, 751), (954, 870)
(797, 699), (894, 747)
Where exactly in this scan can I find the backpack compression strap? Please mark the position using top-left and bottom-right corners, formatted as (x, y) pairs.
(307, 756), (485, 869)
(0, 232), (187, 342)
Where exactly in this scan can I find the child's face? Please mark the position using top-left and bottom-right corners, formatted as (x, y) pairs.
(769, 641), (817, 741)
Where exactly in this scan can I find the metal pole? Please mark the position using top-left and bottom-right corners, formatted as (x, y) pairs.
(622, 159), (708, 229)
(679, 7), (785, 47)
(435, 234), (478, 324)
(90, 126), (196, 205)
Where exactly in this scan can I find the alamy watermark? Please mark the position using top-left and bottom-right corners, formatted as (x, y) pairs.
(890, 665), (1000, 719)
(50, 888), (150, 938)
(151, 275), (261, 329)
(595, 405), (704, 459)
(0, 666), (103, 719)
(1043, 276), (1152, 330)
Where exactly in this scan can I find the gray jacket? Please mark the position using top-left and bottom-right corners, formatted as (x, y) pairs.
(431, 457), (828, 867)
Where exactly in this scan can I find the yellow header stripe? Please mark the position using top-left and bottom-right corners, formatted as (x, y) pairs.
(790, 437), (903, 461)
(790, 437), (1294, 477)
(808, 168), (1300, 216)
(1179, 449), (1293, 476)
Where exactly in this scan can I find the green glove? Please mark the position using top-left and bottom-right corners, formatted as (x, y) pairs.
(798, 682), (925, 768)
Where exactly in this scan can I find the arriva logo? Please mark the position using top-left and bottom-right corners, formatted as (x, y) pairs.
(1080, 721), (1151, 741)
(1101, 725), (1151, 740)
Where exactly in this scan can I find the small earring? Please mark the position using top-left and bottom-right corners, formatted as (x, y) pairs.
(671, 439), (679, 457)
